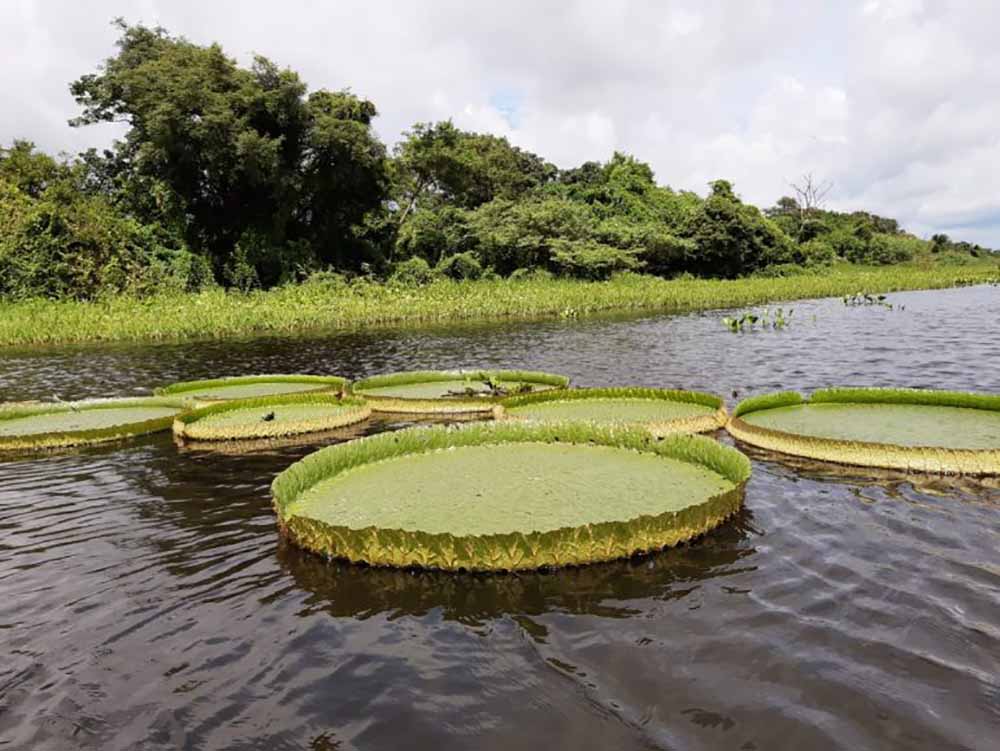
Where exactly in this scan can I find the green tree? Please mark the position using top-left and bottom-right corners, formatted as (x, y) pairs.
(391, 121), (555, 221)
(684, 180), (795, 278)
(70, 21), (389, 283)
(0, 157), (205, 301)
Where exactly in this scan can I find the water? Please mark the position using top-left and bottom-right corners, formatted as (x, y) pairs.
(1, 285), (998, 750)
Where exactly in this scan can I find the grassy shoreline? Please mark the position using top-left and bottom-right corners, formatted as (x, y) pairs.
(0, 265), (995, 348)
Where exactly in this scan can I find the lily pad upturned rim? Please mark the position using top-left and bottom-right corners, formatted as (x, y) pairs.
(154, 374), (349, 403)
(0, 397), (188, 451)
(498, 387), (728, 437)
(727, 387), (1000, 475)
(351, 369), (571, 414)
(272, 420), (750, 572)
(173, 393), (371, 442)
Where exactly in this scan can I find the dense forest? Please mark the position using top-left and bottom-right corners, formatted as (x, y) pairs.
(0, 22), (994, 302)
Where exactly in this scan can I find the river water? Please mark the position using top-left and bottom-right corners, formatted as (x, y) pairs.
(1, 285), (998, 750)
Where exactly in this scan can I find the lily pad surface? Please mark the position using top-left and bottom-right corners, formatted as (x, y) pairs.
(352, 370), (570, 414)
(273, 421), (750, 571)
(155, 374), (348, 404)
(174, 393), (370, 442)
(500, 387), (726, 436)
(0, 398), (186, 450)
(728, 388), (1000, 475)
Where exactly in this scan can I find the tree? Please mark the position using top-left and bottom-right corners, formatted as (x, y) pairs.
(683, 180), (795, 278)
(0, 144), (206, 300)
(391, 121), (555, 222)
(788, 173), (832, 243)
(69, 21), (389, 283)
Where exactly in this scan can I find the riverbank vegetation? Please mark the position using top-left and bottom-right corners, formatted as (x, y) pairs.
(1, 21), (996, 346)
(1, 264), (995, 347)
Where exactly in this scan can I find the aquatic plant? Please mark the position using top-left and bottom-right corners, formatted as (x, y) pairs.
(728, 387), (1000, 475)
(155, 374), (349, 405)
(842, 292), (903, 310)
(272, 420), (751, 572)
(0, 397), (187, 451)
(1, 265), (996, 347)
(172, 393), (370, 441)
(722, 306), (794, 332)
(498, 387), (727, 437)
(352, 369), (570, 414)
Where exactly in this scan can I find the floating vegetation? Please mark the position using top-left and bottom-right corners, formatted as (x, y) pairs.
(0, 397), (187, 451)
(352, 369), (570, 414)
(498, 387), (727, 437)
(173, 393), (370, 442)
(272, 421), (751, 572)
(155, 374), (349, 405)
(842, 292), (902, 310)
(722, 307), (793, 332)
(728, 387), (1000, 475)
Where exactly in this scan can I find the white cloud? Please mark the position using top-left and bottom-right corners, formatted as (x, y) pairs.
(0, 0), (997, 245)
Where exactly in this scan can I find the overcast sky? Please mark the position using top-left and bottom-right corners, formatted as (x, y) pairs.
(3, 0), (998, 245)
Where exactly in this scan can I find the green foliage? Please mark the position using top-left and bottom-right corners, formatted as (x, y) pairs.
(798, 237), (838, 267)
(684, 181), (795, 278)
(390, 256), (438, 286)
(70, 21), (389, 284)
(549, 238), (641, 280)
(722, 306), (793, 332)
(391, 120), (555, 231)
(508, 267), (554, 282)
(393, 206), (470, 265)
(0, 151), (205, 300)
(435, 251), (483, 280)
(2, 265), (996, 346)
(2, 20), (994, 303)
(467, 197), (595, 274)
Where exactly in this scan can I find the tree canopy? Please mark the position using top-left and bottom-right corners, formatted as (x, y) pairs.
(70, 21), (389, 285)
(0, 20), (992, 301)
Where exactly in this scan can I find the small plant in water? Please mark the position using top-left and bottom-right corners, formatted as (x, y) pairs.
(446, 378), (536, 398)
(842, 292), (899, 310)
(722, 307), (793, 333)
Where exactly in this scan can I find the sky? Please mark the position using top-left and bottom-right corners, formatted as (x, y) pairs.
(2, 0), (998, 246)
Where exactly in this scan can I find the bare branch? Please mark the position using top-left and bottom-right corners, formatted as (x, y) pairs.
(789, 172), (833, 212)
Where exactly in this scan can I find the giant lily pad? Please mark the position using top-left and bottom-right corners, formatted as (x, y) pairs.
(155, 374), (348, 405)
(0, 397), (187, 451)
(273, 421), (750, 572)
(351, 369), (570, 414)
(173, 393), (370, 442)
(499, 387), (726, 437)
(727, 387), (1000, 475)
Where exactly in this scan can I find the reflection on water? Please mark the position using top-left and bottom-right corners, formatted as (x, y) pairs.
(276, 507), (760, 625)
(1, 286), (999, 750)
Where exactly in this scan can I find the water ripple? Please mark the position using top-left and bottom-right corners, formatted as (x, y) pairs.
(1, 286), (999, 749)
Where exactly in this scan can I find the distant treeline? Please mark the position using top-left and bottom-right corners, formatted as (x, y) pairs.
(0, 21), (994, 301)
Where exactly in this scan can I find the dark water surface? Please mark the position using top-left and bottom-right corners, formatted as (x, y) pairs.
(1, 286), (999, 750)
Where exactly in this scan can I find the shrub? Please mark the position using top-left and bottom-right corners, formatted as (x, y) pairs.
(390, 256), (438, 285)
(753, 263), (808, 278)
(0, 176), (197, 300)
(436, 251), (483, 280)
(548, 238), (642, 280)
(223, 244), (260, 292)
(683, 181), (796, 278)
(843, 233), (920, 265)
(799, 238), (838, 267)
(301, 269), (348, 290)
(509, 267), (554, 282)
